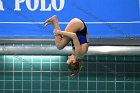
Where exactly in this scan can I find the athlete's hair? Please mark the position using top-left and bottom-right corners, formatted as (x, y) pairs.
(67, 59), (82, 76)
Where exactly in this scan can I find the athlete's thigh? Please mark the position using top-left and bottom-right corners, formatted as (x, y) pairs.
(64, 18), (84, 33)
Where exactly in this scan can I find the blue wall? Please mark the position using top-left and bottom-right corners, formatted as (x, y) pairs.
(0, 0), (140, 38)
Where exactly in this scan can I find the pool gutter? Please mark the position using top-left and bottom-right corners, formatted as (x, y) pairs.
(0, 38), (140, 55)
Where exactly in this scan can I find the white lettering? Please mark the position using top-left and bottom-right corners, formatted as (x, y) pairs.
(52, 0), (65, 11)
(14, 0), (25, 11)
(14, 0), (65, 11)
(0, 0), (4, 11)
(26, 0), (39, 11)
(40, 0), (51, 11)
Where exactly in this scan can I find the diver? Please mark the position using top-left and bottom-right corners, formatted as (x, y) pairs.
(44, 15), (88, 76)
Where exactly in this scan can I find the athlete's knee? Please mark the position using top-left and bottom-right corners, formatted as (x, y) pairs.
(56, 44), (64, 50)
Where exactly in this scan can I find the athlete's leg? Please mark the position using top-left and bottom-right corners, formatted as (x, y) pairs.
(44, 15), (84, 50)
(53, 30), (82, 56)
(44, 15), (71, 50)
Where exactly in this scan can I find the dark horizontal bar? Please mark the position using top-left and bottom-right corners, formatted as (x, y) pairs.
(0, 37), (140, 45)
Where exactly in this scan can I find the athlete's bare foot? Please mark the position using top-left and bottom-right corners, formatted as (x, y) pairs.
(44, 15), (57, 26)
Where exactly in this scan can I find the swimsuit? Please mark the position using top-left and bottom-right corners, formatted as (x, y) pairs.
(76, 19), (88, 45)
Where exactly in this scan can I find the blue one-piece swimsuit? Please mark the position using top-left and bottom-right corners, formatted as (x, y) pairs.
(76, 19), (88, 45)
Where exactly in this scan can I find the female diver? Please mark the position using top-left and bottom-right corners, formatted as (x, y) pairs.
(44, 15), (88, 76)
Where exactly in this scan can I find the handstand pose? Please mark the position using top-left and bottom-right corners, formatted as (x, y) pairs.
(44, 15), (88, 76)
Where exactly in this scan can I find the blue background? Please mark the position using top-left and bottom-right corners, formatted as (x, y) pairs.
(0, 0), (140, 38)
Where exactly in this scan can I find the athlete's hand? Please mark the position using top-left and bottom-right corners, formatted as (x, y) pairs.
(53, 29), (60, 35)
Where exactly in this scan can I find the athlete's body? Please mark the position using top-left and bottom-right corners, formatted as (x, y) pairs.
(44, 15), (88, 75)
